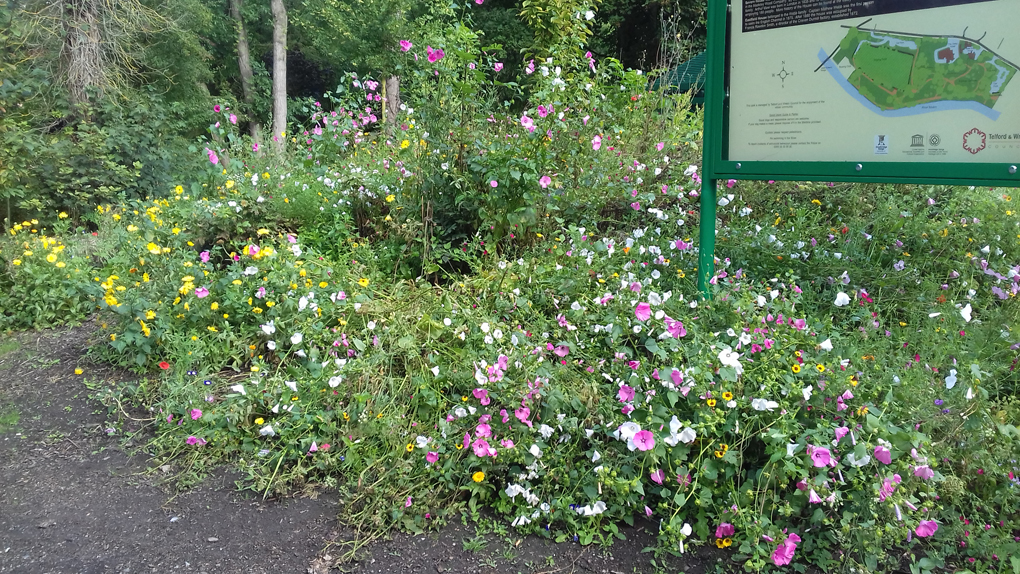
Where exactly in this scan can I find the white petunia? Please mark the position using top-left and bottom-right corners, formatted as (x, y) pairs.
(834, 292), (851, 307)
(802, 385), (813, 401)
(945, 369), (957, 389)
(267, 340), (276, 350)
(328, 375), (343, 388)
(819, 339), (833, 351)
(261, 321), (276, 335)
(285, 380), (297, 392)
(960, 304), (972, 323)
(230, 384), (246, 396)
(529, 444), (543, 459)
(786, 442), (800, 457)
(751, 398), (779, 412)
(259, 425), (275, 437)
(592, 450), (601, 462)
(291, 332), (303, 345)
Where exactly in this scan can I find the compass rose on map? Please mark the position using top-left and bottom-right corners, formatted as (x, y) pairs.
(773, 61), (793, 87)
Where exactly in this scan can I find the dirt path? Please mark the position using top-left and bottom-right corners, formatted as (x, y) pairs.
(0, 325), (702, 574)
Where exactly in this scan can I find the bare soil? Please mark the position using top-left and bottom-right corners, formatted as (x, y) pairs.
(0, 324), (710, 574)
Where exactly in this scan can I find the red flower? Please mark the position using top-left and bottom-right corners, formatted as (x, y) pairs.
(159, 361), (171, 370)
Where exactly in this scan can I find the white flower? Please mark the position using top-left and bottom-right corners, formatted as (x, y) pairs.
(443, 318), (451, 326)
(592, 450), (601, 462)
(260, 321), (276, 335)
(529, 444), (543, 458)
(431, 366), (440, 377)
(367, 320), (376, 330)
(819, 339), (833, 351)
(802, 385), (813, 401)
(299, 296), (309, 311)
(290, 244), (302, 257)
(328, 375), (343, 388)
(751, 398), (779, 412)
(511, 515), (532, 527)
(786, 442), (800, 457)
(290, 332), (303, 345)
(834, 292), (851, 307)
(960, 303), (972, 323)
(846, 452), (871, 467)
(718, 348), (743, 374)
(538, 424), (554, 439)
(480, 322), (490, 333)
(230, 384), (246, 396)
(415, 435), (430, 449)
(267, 340), (277, 350)
(493, 328), (503, 340)
(966, 387), (974, 400)
(585, 9), (594, 19)
(285, 380), (297, 392)
(243, 266), (258, 276)
(678, 523), (692, 554)
(575, 501), (607, 516)
(259, 425), (275, 437)
(945, 369), (957, 389)
(613, 421), (642, 450)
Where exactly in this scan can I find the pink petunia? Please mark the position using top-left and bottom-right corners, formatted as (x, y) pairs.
(475, 423), (492, 438)
(426, 451), (439, 463)
(472, 438), (491, 457)
(399, 40), (413, 52)
(472, 387), (490, 406)
(634, 302), (651, 321)
(632, 430), (655, 451)
(834, 426), (849, 443)
(715, 523), (735, 538)
(229, 114), (237, 125)
(494, 62), (503, 72)
(808, 489), (823, 504)
(194, 287), (209, 298)
(915, 520), (938, 537)
(515, 407), (532, 427)
(914, 465), (934, 480)
(553, 345), (569, 358)
(664, 316), (686, 338)
(875, 445), (892, 465)
(199, 251), (210, 263)
(617, 385), (635, 403)
(190, 408), (202, 420)
(213, 104), (221, 113)
(650, 469), (665, 484)
(656, 142), (664, 151)
(809, 445), (832, 467)
(592, 135), (602, 150)
(539, 175), (552, 188)
(772, 533), (801, 566)
(490, 180), (498, 188)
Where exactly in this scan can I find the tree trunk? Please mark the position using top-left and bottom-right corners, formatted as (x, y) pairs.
(229, 0), (261, 144)
(270, 0), (287, 155)
(61, 0), (107, 110)
(385, 75), (400, 128)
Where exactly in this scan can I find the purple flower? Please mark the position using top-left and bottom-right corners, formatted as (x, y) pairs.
(915, 520), (938, 537)
(875, 445), (892, 465)
(715, 523), (735, 538)
(914, 465), (934, 480)
(399, 40), (412, 52)
(190, 408), (202, 420)
(772, 533), (801, 565)
(809, 445), (832, 467)
(617, 385), (635, 403)
(632, 430), (655, 451)
(634, 302), (651, 321)
(426, 451), (438, 464)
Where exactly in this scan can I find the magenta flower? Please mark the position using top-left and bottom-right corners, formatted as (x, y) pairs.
(664, 316), (686, 338)
(630, 202), (641, 211)
(426, 451), (438, 464)
(632, 430), (655, 451)
(213, 104), (221, 113)
(874, 445), (892, 465)
(190, 408), (202, 420)
(526, 60), (535, 74)
(715, 523), (735, 538)
(650, 469), (665, 484)
(494, 62), (503, 72)
(426, 46), (444, 63)
(252, 143), (259, 152)
(809, 445), (832, 467)
(520, 115), (535, 132)
(772, 533), (801, 566)
(489, 180), (498, 188)
(186, 436), (206, 446)
(656, 142), (664, 151)
(405, 496), (413, 507)
(592, 134), (602, 150)
(539, 175), (552, 188)
(472, 438), (491, 457)
(475, 423), (492, 438)
(194, 287), (209, 299)
(515, 406), (532, 427)
(808, 489), (823, 503)
(399, 40), (413, 52)
(205, 148), (219, 165)
(229, 114), (237, 125)
(462, 432), (471, 449)
(537, 105), (548, 118)
(199, 250), (210, 263)
(634, 302), (651, 321)
(914, 465), (934, 480)
(915, 520), (938, 537)
(617, 385), (635, 403)
(834, 426), (849, 443)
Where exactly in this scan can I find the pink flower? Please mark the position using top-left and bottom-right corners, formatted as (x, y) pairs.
(630, 202), (641, 211)
(874, 445), (892, 465)
(808, 489), (823, 504)
(715, 523), (735, 538)
(914, 465), (934, 480)
(426, 46), (444, 63)
(915, 520), (938, 538)
(650, 469), (665, 484)
(229, 114), (237, 125)
(634, 302), (651, 321)
(399, 40), (413, 52)
(194, 287), (209, 298)
(772, 533), (801, 566)
(252, 143), (259, 152)
(553, 345), (569, 358)
(472, 387), (490, 405)
(645, 506), (653, 517)
(537, 105), (548, 118)
(632, 430), (655, 451)
(726, 179), (737, 188)
(515, 407), (532, 427)
(494, 62), (503, 72)
(617, 385), (635, 403)
(186, 436), (206, 446)
(526, 60), (534, 74)
(213, 104), (221, 113)
(308, 441), (318, 453)
(834, 426), (849, 443)
(475, 423), (492, 438)
(664, 316), (686, 338)
(426, 451), (439, 464)
(190, 408), (202, 420)
(199, 251), (210, 263)
(520, 115), (535, 132)
(472, 438), (492, 457)
(656, 142), (664, 151)
(809, 445), (832, 467)
(206, 148), (219, 165)
(592, 135), (602, 150)
(462, 432), (471, 449)
(500, 438), (514, 448)
(500, 409), (509, 424)
(489, 180), (498, 188)
(405, 496), (413, 507)
(539, 175), (552, 188)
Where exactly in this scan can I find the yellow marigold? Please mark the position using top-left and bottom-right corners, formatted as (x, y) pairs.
(400, 139), (410, 149)
(319, 281), (328, 288)
(357, 278), (370, 288)
(208, 326), (218, 332)
(225, 180), (234, 189)
(74, 368), (83, 375)
(58, 212), (68, 219)
(472, 471), (485, 483)
(46, 253), (57, 263)
(56, 261), (66, 268)
(210, 302), (219, 310)
(254, 417), (264, 425)
(385, 194), (395, 203)
(12, 259), (21, 266)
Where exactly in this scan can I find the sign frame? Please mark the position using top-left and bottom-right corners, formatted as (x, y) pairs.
(697, 0), (1020, 296)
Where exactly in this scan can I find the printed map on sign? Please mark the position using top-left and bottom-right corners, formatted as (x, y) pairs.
(825, 23), (1018, 120)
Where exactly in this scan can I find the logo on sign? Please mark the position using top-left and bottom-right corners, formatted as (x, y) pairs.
(910, 134), (925, 147)
(874, 135), (889, 155)
(963, 128), (987, 155)
(929, 134), (941, 147)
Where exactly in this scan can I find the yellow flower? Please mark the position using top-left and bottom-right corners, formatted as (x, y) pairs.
(406, 443), (414, 452)
(211, 302), (219, 310)
(706, 398), (717, 407)
(343, 412), (349, 420)
(257, 228), (270, 235)
(225, 180), (235, 189)
(46, 253), (57, 263)
(208, 326), (218, 332)
(723, 538), (732, 548)
(58, 212), (68, 219)
(56, 261), (66, 268)
(816, 364), (825, 373)
(174, 185), (184, 194)
(250, 365), (259, 372)
(146, 310), (156, 320)
(385, 194), (395, 203)
(147, 243), (161, 255)
(358, 278), (370, 288)
(254, 417), (264, 425)
(472, 471), (485, 483)
(110, 334), (117, 341)
(400, 139), (410, 149)
(266, 301), (275, 307)
(262, 172), (270, 179)
(792, 364), (801, 374)
(722, 392), (734, 401)
(319, 281), (328, 288)
(172, 227), (181, 235)
(74, 368), (83, 375)
(714, 450), (724, 459)
(811, 199), (821, 206)
(126, 224), (138, 232)
(12, 259), (21, 266)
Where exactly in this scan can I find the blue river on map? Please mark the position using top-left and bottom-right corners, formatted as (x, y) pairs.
(817, 48), (1001, 121)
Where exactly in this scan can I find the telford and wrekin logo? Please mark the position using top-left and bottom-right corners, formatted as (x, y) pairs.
(963, 128), (987, 155)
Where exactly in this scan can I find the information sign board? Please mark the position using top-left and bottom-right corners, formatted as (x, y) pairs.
(696, 0), (1020, 295)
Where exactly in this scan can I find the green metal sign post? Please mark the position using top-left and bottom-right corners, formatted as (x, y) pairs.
(697, 0), (1020, 299)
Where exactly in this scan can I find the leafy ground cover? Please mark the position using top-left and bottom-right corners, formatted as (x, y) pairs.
(2, 12), (1019, 574)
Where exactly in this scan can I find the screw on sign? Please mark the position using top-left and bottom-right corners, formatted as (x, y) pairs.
(963, 128), (986, 155)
